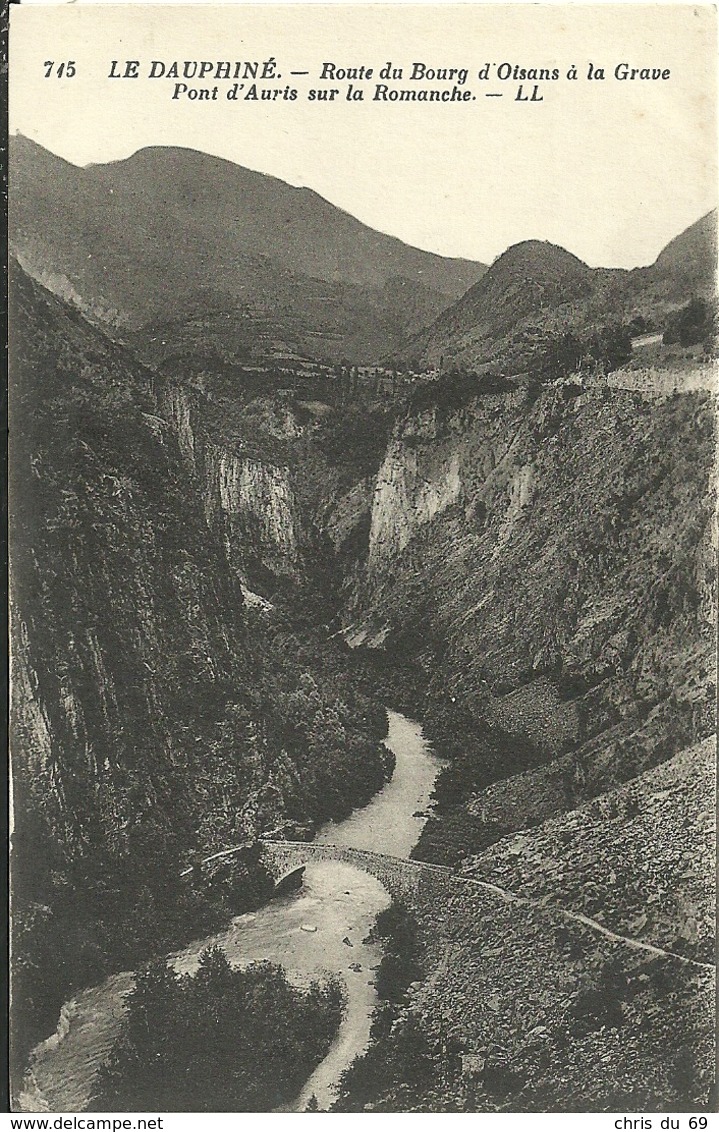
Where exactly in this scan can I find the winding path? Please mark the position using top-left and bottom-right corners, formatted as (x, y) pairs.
(186, 839), (716, 975)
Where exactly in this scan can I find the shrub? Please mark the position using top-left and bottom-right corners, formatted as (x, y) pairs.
(663, 298), (716, 348)
(93, 948), (344, 1111)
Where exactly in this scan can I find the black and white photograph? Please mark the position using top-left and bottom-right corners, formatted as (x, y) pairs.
(7, 2), (718, 1116)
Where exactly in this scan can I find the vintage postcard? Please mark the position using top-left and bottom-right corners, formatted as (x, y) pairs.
(7, 2), (717, 1117)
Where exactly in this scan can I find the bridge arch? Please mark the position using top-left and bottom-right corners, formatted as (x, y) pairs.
(259, 839), (455, 905)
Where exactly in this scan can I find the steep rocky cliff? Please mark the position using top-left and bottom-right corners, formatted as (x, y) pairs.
(330, 373), (716, 1111)
(155, 381), (304, 581)
(203, 446), (301, 576)
(344, 381), (716, 849)
(10, 270), (248, 866)
(147, 367), (400, 607)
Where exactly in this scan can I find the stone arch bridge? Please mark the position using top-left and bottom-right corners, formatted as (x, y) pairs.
(182, 837), (459, 904)
(259, 838), (457, 904)
(184, 838), (715, 973)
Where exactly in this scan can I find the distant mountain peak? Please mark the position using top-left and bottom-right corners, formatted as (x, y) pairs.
(9, 138), (486, 363)
(410, 209), (716, 370)
(488, 239), (591, 278)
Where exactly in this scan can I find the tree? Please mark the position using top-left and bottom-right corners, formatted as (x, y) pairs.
(93, 951), (344, 1112)
(589, 323), (632, 372)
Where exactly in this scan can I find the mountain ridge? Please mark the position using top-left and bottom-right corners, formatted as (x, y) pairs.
(11, 135), (715, 373)
(409, 210), (717, 370)
(9, 135), (486, 362)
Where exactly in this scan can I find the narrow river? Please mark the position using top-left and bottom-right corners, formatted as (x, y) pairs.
(19, 710), (442, 1113)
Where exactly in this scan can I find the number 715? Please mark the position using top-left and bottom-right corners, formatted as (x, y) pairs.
(43, 61), (77, 78)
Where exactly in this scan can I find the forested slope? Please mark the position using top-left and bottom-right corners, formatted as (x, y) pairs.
(9, 262), (390, 1080)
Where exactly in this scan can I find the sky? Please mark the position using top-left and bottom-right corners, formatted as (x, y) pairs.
(9, 3), (717, 268)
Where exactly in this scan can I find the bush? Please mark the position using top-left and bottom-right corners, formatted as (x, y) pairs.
(93, 948), (344, 1111)
(370, 903), (423, 1003)
(663, 298), (716, 347)
(334, 1008), (441, 1111)
(407, 371), (513, 417)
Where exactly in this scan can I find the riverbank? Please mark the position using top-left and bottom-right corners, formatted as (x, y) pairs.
(330, 737), (716, 1112)
(316, 710), (444, 857)
(18, 710), (442, 1113)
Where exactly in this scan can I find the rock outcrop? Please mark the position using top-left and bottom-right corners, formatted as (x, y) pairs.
(348, 381), (716, 809)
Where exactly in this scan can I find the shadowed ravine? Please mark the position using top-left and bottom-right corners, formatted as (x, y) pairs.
(19, 710), (444, 1113)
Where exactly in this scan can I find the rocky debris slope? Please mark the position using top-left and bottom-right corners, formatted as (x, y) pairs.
(460, 738), (715, 965)
(341, 744), (715, 1112)
(408, 881), (714, 1111)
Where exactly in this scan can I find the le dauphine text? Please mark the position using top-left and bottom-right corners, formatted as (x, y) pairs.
(94, 57), (673, 103)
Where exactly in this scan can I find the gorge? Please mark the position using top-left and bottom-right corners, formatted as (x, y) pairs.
(18, 710), (442, 1113)
(8, 139), (717, 1113)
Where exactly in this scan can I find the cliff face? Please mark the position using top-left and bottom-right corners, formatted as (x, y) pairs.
(10, 267), (250, 870)
(155, 381), (303, 581)
(347, 383), (716, 805)
(203, 446), (300, 577)
(158, 383), (197, 471)
(369, 435), (462, 569)
(366, 396), (527, 573)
